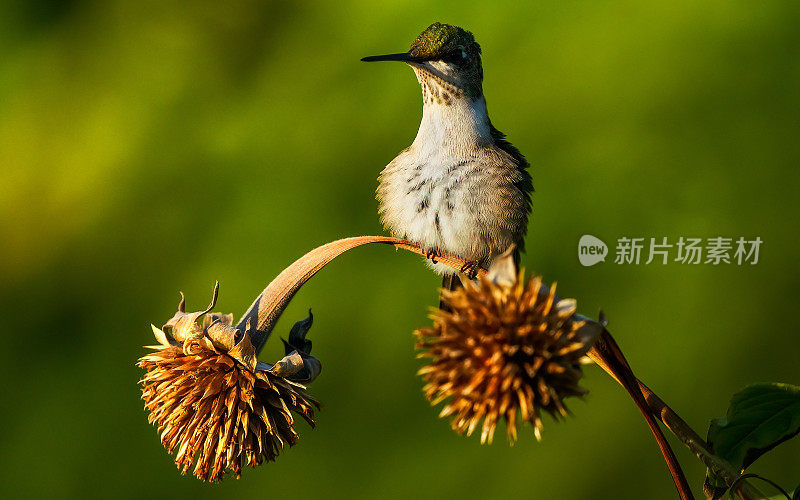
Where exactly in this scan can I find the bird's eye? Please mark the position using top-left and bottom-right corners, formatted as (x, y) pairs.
(448, 49), (468, 65)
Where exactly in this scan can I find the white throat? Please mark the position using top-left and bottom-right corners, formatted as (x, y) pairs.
(410, 79), (491, 156)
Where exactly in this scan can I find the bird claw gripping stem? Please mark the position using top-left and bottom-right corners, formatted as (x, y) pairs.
(425, 248), (441, 264)
(459, 260), (480, 280)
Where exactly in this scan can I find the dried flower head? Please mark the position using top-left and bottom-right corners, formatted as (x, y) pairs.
(138, 283), (320, 482)
(414, 250), (601, 444)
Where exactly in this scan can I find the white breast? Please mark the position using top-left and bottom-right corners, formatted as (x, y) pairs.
(377, 80), (522, 274)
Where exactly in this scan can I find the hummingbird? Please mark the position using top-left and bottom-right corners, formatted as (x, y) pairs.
(362, 22), (533, 292)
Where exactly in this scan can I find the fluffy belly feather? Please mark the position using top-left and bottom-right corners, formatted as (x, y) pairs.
(378, 154), (521, 274)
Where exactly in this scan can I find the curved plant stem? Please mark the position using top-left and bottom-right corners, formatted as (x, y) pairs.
(236, 236), (465, 344)
(590, 329), (694, 499)
(590, 346), (767, 500)
(236, 237), (398, 346)
(234, 235), (761, 499)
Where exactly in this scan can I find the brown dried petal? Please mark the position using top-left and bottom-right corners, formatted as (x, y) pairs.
(165, 284), (218, 344)
(205, 320), (240, 352)
(269, 351), (304, 377)
(227, 332), (257, 372)
(147, 324), (175, 349)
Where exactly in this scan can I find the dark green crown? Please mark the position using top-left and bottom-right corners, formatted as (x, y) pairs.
(409, 22), (481, 60)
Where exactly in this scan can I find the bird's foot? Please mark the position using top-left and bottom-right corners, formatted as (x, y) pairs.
(460, 260), (480, 280)
(425, 248), (440, 264)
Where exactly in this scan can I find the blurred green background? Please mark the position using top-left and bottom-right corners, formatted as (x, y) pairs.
(2, 0), (798, 498)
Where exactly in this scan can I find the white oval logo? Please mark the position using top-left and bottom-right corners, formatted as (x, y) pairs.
(578, 235), (608, 267)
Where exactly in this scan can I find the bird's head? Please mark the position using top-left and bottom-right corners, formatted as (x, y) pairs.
(362, 23), (484, 101)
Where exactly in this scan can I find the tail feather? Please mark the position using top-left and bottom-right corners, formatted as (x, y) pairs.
(439, 274), (463, 311)
(438, 247), (520, 310)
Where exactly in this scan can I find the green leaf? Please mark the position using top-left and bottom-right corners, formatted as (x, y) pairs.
(709, 383), (800, 471)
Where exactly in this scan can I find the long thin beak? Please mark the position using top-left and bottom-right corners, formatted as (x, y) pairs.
(361, 52), (420, 63)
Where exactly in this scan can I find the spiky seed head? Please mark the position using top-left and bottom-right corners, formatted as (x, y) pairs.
(138, 283), (320, 482)
(414, 254), (601, 444)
